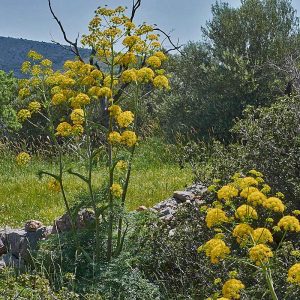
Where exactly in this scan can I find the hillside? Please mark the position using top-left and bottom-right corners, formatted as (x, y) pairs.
(0, 36), (91, 78)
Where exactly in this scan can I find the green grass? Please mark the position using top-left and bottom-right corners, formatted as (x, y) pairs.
(0, 138), (192, 227)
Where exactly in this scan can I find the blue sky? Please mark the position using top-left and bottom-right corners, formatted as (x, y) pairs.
(1, 0), (300, 46)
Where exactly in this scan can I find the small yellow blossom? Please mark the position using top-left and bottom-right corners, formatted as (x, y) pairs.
(28, 101), (41, 113)
(236, 177), (258, 189)
(146, 56), (162, 68)
(52, 93), (67, 106)
(252, 228), (273, 244)
(235, 205), (258, 221)
(201, 238), (230, 264)
(137, 67), (155, 83)
(18, 87), (30, 99)
(70, 109), (85, 125)
(263, 197), (285, 213)
(121, 130), (137, 147)
(217, 185), (238, 201)
(110, 183), (123, 198)
(205, 208), (229, 228)
(108, 105), (122, 117)
(27, 50), (43, 60)
(222, 279), (245, 299)
(56, 122), (73, 137)
(278, 216), (300, 232)
(240, 187), (259, 198)
(17, 109), (31, 122)
(232, 223), (253, 245)
(247, 191), (267, 206)
(116, 111), (134, 128)
(287, 263), (300, 285)
(121, 69), (137, 83)
(154, 51), (167, 61)
(108, 131), (122, 144)
(16, 152), (31, 166)
(153, 75), (170, 89)
(48, 178), (61, 192)
(249, 244), (273, 266)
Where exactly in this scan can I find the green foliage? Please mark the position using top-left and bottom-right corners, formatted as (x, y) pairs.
(159, 0), (299, 141)
(179, 96), (300, 208)
(0, 70), (19, 131)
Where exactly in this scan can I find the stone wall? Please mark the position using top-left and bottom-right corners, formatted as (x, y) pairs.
(0, 183), (206, 270)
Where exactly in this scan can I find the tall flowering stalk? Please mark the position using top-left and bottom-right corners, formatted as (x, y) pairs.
(198, 170), (300, 300)
(16, 6), (170, 262)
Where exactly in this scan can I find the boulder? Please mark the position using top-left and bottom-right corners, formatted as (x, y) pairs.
(25, 220), (43, 232)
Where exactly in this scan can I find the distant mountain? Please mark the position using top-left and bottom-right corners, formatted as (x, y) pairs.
(0, 36), (91, 78)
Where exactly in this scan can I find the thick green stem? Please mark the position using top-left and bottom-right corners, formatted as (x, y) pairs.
(116, 85), (139, 254)
(106, 37), (115, 261)
(263, 266), (278, 300)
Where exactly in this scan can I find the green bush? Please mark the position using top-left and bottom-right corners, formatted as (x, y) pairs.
(179, 96), (300, 208)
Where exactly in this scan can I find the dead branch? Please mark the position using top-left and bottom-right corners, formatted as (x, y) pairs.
(153, 28), (183, 55)
(48, 0), (84, 62)
(130, 0), (142, 22)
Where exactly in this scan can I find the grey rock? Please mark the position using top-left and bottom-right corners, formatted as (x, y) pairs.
(2, 253), (23, 269)
(0, 258), (6, 270)
(52, 208), (95, 233)
(0, 238), (6, 255)
(168, 228), (176, 237)
(159, 207), (175, 217)
(5, 229), (27, 258)
(136, 206), (148, 212)
(25, 220), (43, 232)
(173, 191), (195, 202)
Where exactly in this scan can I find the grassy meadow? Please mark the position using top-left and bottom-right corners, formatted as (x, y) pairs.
(0, 138), (192, 227)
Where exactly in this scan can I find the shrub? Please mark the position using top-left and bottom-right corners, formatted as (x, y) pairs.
(178, 96), (300, 209)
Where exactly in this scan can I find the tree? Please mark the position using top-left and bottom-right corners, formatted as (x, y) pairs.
(160, 0), (300, 141)
(0, 70), (19, 132)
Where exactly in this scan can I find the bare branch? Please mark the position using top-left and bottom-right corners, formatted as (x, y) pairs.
(130, 0), (142, 22)
(153, 28), (184, 55)
(48, 0), (84, 62)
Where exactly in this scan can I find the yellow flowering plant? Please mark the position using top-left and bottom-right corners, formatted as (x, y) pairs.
(16, 5), (170, 262)
(199, 170), (300, 299)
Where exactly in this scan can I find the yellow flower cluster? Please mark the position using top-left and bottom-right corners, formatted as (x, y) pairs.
(17, 109), (31, 122)
(247, 191), (267, 206)
(55, 122), (73, 137)
(201, 238), (230, 264)
(249, 244), (273, 266)
(240, 186), (258, 198)
(235, 205), (258, 221)
(287, 263), (300, 285)
(236, 176), (258, 189)
(121, 69), (137, 83)
(108, 105), (122, 117)
(252, 228), (273, 244)
(116, 111), (134, 128)
(28, 101), (41, 113)
(205, 208), (229, 228)
(222, 279), (245, 299)
(146, 56), (161, 68)
(108, 130), (137, 147)
(232, 223), (253, 245)
(48, 178), (61, 193)
(153, 75), (170, 89)
(70, 109), (85, 125)
(217, 185), (238, 201)
(263, 197), (285, 213)
(278, 216), (300, 232)
(16, 152), (31, 166)
(110, 183), (123, 198)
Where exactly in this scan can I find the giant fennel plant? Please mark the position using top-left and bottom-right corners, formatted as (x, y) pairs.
(198, 170), (300, 299)
(16, 5), (170, 262)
